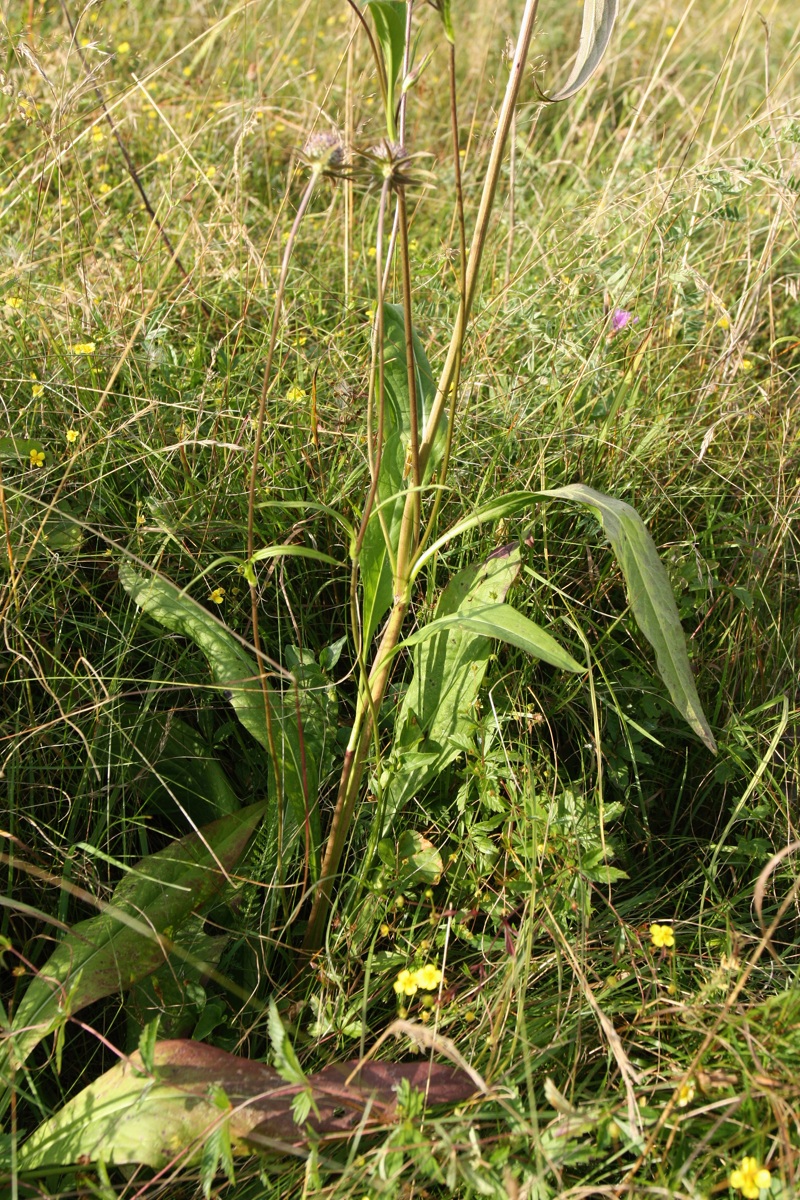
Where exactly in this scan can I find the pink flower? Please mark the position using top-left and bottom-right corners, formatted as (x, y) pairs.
(611, 308), (637, 333)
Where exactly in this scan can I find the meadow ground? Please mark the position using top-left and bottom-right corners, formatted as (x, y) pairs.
(1, 0), (799, 1196)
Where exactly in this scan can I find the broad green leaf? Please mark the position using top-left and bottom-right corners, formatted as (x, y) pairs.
(378, 831), (443, 886)
(0, 435), (45, 463)
(0, 804), (265, 1098)
(368, 0), (407, 138)
(17, 1040), (476, 1170)
(546, 0), (619, 102)
(119, 566), (337, 876)
(106, 702), (240, 827)
(544, 483), (717, 752)
(380, 546), (522, 829)
(360, 304), (441, 648)
(402, 602), (584, 673)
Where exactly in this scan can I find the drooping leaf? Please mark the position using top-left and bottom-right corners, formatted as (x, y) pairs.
(0, 804), (265, 1101)
(380, 545), (523, 829)
(17, 1039), (478, 1169)
(119, 566), (337, 876)
(545, 0), (619, 102)
(368, 0), (407, 137)
(360, 304), (441, 649)
(402, 602), (584, 673)
(544, 484), (717, 753)
(105, 702), (240, 827)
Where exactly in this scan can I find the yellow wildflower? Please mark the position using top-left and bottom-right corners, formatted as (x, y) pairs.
(366, 246), (377, 258)
(393, 969), (418, 997)
(5, 296), (23, 309)
(208, 587), (225, 604)
(740, 359), (754, 372)
(205, 165), (217, 179)
(182, 65), (193, 77)
(716, 315), (730, 330)
(98, 182), (111, 195)
(66, 429), (79, 444)
(649, 923), (675, 949)
(91, 127), (105, 144)
(155, 152), (168, 163)
(70, 342), (96, 355)
(729, 1157), (771, 1199)
(29, 449), (45, 468)
(116, 41), (131, 54)
(31, 375), (44, 398)
(665, 25), (676, 36)
(676, 1079), (695, 1107)
(286, 385), (306, 402)
(414, 964), (443, 991)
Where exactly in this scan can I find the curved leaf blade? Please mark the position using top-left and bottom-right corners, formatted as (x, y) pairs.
(546, 0), (619, 103)
(402, 602), (584, 673)
(546, 483), (717, 752)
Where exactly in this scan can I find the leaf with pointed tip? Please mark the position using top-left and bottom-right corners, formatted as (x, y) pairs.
(544, 483), (717, 753)
(368, 1), (407, 137)
(546, 0), (619, 102)
(17, 1039), (478, 1169)
(0, 804), (265, 1106)
(402, 602), (584, 673)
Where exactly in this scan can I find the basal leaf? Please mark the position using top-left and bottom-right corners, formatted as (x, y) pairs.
(545, 483), (717, 752)
(119, 566), (337, 876)
(17, 1039), (477, 1169)
(546, 0), (619, 102)
(0, 804), (265, 1102)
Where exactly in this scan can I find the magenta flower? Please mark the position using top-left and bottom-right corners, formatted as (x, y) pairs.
(611, 308), (637, 333)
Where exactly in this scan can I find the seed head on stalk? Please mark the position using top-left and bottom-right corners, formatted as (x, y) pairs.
(356, 139), (433, 193)
(300, 130), (348, 180)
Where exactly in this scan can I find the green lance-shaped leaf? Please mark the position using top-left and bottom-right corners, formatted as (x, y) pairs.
(545, 0), (619, 102)
(402, 602), (584, 672)
(368, 0), (407, 138)
(544, 484), (717, 753)
(0, 803), (265, 1101)
(106, 702), (240, 828)
(381, 544), (575, 828)
(119, 565), (336, 877)
(437, 0), (455, 44)
(360, 303), (443, 649)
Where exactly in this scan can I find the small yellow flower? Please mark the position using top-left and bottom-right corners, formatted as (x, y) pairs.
(379, 923), (391, 937)
(716, 315), (730, 330)
(205, 165), (217, 179)
(366, 246), (377, 258)
(677, 1079), (695, 1107)
(649, 923), (675, 949)
(31, 375), (44, 397)
(155, 152), (168, 163)
(729, 1157), (771, 1199)
(740, 358), (754, 372)
(66, 428), (79, 444)
(665, 25), (676, 36)
(393, 969), (418, 997)
(70, 342), (96, 355)
(208, 587), (225, 604)
(116, 41), (131, 54)
(29, 449), (45, 468)
(286, 384), (306, 402)
(5, 296), (23, 309)
(91, 126), (105, 144)
(414, 964), (443, 991)
(98, 182), (111, 195)
(182, 65), (193, 78)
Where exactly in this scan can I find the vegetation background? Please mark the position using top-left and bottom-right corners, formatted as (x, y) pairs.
(1, 0), (798, 1195)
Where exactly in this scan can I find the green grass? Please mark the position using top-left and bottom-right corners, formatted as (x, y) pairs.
(1, 0), (799, 1196)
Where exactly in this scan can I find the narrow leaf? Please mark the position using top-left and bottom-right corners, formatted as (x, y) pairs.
(402, 602), (584, 673)
(546, 0), (619, 102)
(545, 483), (717, 752)
(368, 0), (407, 137)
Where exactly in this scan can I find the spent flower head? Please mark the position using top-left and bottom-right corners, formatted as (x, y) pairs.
(729, 1157), (771, 1199)
(301, 130), (347, 179)
(356, 141), (432, 192)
